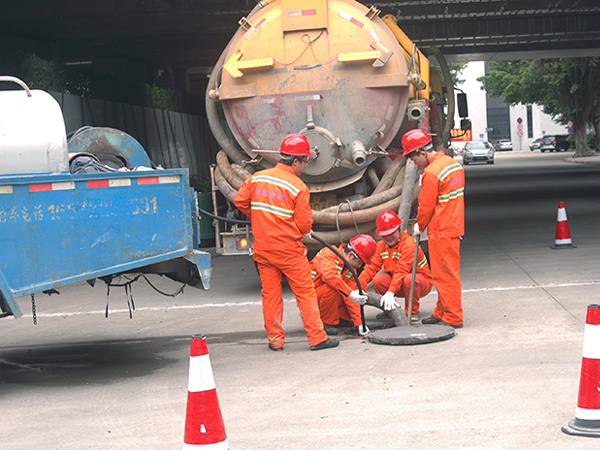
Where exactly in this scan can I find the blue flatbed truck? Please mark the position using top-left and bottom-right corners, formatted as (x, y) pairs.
(0, 76), (211, 319)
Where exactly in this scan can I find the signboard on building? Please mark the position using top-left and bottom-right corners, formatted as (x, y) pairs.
(450, 129), (472, 142)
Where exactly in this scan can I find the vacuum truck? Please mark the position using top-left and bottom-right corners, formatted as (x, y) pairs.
(205, 0), (469, 254)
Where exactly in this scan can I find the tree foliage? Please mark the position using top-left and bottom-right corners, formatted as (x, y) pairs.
(478, 58), (600, 157)
(431, 61), (468, 91)
(13, 53), (182, 112)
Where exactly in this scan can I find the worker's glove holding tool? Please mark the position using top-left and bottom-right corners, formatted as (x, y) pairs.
(348, 289), (367, 305)
(357, 324), (370, 336)
(380, 291), (400, 311)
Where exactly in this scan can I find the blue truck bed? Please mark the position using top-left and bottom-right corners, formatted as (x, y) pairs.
(0, 168), (211, 318)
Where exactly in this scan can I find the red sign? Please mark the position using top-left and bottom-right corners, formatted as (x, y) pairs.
(450, 129), (472, 142)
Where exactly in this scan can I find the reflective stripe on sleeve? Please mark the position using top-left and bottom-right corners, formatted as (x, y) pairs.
(438, 163), (463, 181)
(438, 187), (464, 203)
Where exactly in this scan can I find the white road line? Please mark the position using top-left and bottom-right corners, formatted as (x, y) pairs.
(18, 279), (600, 319)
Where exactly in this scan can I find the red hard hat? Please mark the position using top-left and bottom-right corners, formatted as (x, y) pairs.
(349, 234), (377, 264)
(376, 210), (402, 237)
(280, 133), (313, 157)
(402, 129), (432, 157)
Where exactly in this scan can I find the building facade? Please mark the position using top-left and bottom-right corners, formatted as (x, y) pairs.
(452, 61), (569, 151)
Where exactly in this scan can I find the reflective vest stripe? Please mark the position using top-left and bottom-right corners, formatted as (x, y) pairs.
(251, 175), (300, 197)
(438, 163), (463, 181)
(251, 201), (294, 218)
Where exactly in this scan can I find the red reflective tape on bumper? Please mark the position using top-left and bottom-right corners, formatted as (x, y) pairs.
(29, 183), (52, 192)
(87, 179), (110, 188)
(138, 177), (159, 185)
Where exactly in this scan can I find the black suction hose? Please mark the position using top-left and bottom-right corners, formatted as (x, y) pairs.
(309, 232), (367, 332)
(198, 207), (251, 225)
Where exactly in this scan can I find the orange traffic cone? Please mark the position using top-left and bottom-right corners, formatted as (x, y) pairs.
(551, 201), (576, 249)
(183, 334), (229, 449)
(562, 304), (600, 437)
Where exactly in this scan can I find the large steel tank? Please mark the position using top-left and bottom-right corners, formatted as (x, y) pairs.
(212, 0), (410, 190)
(206, 0), (454, 244)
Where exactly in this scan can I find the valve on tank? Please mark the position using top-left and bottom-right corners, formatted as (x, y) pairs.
(407, 100), (430, 122)
(351, 141), (367, 166)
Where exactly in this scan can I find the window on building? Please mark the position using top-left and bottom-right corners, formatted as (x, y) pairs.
(526, 105), (533, 138)
(487, 107), (510, 142)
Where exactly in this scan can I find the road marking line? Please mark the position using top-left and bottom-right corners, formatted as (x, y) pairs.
(17, 280), (600, 319)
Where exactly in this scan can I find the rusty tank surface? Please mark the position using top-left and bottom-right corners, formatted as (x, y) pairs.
(206, 0), (460, 249)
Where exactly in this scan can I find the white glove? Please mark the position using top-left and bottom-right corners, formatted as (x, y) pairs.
(348, 289), (367, 305)
(357, 324), (370, 336)
(304, 230), (313, 239)
(413, 223), (421, 236)
(380, 291), (400, 311)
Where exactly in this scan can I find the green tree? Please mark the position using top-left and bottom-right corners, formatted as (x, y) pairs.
(15, 53), (183, 112)
(431, 61), (468, 90)
(478, 58), (600, 157)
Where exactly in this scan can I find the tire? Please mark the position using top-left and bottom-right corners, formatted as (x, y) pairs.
(541, 149), (545, 153)
(463, 161), (468, 165)
(487, 161), (494, 164)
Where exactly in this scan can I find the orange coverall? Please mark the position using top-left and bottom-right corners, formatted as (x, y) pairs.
(309, 245), (363, 328)
(359, 231), (432, 314)
(234, 163), (327, 348)
(417, 151), (465, 326)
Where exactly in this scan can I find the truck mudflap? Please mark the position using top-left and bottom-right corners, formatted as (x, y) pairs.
(184, 250), (212, 290)
(0, 168), (211, 319)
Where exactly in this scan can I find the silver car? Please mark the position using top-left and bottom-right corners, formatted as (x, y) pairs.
(529, 137), (544, 151)
(463, 141), (495, 165)
(495, 139), (513, 151)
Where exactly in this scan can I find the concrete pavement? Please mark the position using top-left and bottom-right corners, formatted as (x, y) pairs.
(2, 152), (600, 449)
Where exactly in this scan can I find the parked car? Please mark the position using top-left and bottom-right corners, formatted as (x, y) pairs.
(529, 137), (544, 151)
(463, 141), (494, 165)
(539, 135), (570, 152)
(494, 139), (513, 151)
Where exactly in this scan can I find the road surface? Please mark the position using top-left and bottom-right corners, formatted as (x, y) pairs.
(2, 151), (600, 449)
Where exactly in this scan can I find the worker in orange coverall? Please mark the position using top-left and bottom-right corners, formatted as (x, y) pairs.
(234, 134), (339, 351)
(402, 129), (465, 328)
(358, 210), (433, 322)
(309, 235), (376, 336)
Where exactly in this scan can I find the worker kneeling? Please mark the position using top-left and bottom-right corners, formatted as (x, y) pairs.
(359, 210), (433, 322)
(310, 235), (376, 336)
